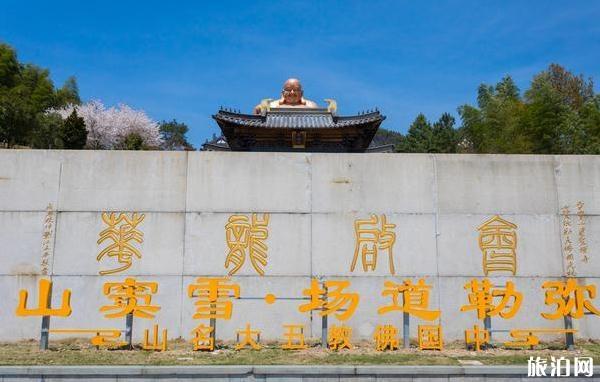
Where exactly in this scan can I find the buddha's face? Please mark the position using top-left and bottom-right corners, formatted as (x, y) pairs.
(282, 79), (303, 104)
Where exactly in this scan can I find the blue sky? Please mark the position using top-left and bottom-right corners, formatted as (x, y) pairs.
(2, 1), (599, 147)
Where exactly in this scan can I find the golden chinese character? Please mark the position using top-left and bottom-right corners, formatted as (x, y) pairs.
(191, 324), (214, 351)
(50, 329), (126, 348)
(418, 325), (443, 350)
(91, 331), (126, 348)
(541, 279), (600, 319)
(378, 279), (440, 320)
(460, 279), (522, 319)
(100, 278), (160, 319)
(188, 277), (240, 320)
(97, 212), (145, 275)
(464, 325), (489, 351)
(299, 279), (359, 321)
(328, 325), (352, 350)
(478, 215), (517, 276)
(142, 324), (168, 351)
(373, 324), (399, 351)
(40, 203), (55, 276)
(281, 324), (307, 350)
(505, 328), (578, 348)
(225, 213), (270, 276)
(351, 214), (397, 274)
(576, 201), (589, 263)
(506, 329), (539, 347)
(235, 323), (261, 350)
(15, 278), (72, 317)
(90, 330), (127, 348)
(561, 206), (576, 276)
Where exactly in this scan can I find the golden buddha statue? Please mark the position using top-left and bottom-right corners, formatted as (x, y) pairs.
(254, 78), (319, 114)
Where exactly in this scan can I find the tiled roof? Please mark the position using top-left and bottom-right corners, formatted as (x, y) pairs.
(266, 112), (334, 128)
(213, 108), (384, 129)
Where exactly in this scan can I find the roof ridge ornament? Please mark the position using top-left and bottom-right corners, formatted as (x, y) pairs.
(324, 99), (337, 115)
(257, 99), (273, 116)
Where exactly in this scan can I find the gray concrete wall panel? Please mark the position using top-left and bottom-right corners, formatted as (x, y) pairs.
(52, 212), (185, 276)
(555, 156), (600, 215)
(186, 152), (311, 213)
(0, 212), (48, 276)
(311, 213), (437, 277)
(437, 214), (563, 277)
(0, 150), (62, 212)
(57, 151), (187, 212)
(560, 215), (600, 278)
(0, 275), (42, 340)
(311, 154), (435, 214)
(436, 155), (557, 215)
(184, 212), (311, 276)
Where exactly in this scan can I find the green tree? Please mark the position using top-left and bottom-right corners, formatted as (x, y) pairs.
(536, 63), (594, 110)
(431, 113), (458, 153)
(577, 96), (600, 154)
(397, 113), (459, 153)
(19, 65), (57, 113)
(522, 64), (597, 154)
(459, 76), (529, 153)
(159, 119), (194, 150)
(403, 113), (433, 152)
(119, 132), (146, 150)
(0, 42), (80, 147)
(522, 80), (568, 153)
(57, 109), (87, 149)
(31, 112), (62, 149)
(0, 44), (30, 146)
(495, 75), (520, 101)
(56, 76), (81, 106)
(0, 44), (19, 88)
(0, 93), (27, 146)
(407, 65), (599, 155)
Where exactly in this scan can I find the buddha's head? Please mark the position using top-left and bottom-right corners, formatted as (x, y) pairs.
(281, 78), (304, 105)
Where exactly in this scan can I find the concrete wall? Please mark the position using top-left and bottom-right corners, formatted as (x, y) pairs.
(1, 150), (599, 343)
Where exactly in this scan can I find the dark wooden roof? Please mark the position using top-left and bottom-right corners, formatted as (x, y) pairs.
(212, 108), (385, 152)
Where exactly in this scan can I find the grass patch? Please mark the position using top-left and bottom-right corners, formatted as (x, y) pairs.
(0, 339), (597, 366)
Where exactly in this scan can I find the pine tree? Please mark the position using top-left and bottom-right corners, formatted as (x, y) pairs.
(159, 119), (194, 150)
(58, 109), (87, 149)
(404, 114), (433, 152)
(431, 113), (457, 153)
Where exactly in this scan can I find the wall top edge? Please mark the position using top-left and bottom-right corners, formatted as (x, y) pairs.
(3, 149), (600, 159)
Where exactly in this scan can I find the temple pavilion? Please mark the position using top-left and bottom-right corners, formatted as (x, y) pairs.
(211, 78), (386, 153)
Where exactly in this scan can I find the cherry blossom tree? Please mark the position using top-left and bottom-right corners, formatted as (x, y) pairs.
(48, 100), (162, 149)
